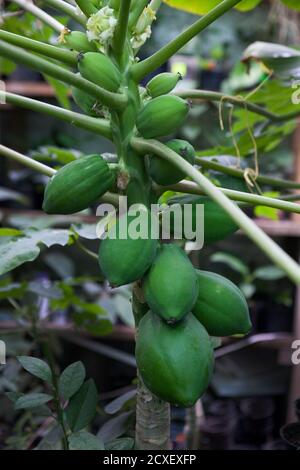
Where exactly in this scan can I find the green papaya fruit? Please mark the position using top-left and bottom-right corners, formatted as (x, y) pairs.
(168, 194), (239, 244)
(136, 95), (190, 139)
(143, 244), (198, 324)
(136, 311), (214, 407)
(146, 72), (182, 98)
(98, 210), (159, 287)
(78, 52), (121, 92)
(72, 85), (98, 116)
(61, 31), (97, 53)
(149, 139), (195, 186)
(43, 154), (114, 214)
(192, 270), (252, 337)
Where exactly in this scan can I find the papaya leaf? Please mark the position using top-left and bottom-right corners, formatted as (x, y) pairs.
(0, 228), (71, 275)
(17, 356), (53, 382)
(242, 42), (300, 81)
(163, 0), (262, 15)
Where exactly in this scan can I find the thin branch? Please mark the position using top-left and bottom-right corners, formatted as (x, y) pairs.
(12, 0), (65, 33)
(131, 137), (300, 285)
(113, 0), (131, 60)
(0, 40), (127, 110)
(131, 0), (243, 81)
(176, 89), (300, 123)
(0, 145), (55, 176)
(43, 0), (87, 26)
(0, 30), (77, 67)
(161, 180), (300, 215)
(1, 91), (112, 140)
(196, 157), (300, 190)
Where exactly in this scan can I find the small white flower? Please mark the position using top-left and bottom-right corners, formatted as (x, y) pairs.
(131, 26), (152, 51)
(86, 6), (117, 52)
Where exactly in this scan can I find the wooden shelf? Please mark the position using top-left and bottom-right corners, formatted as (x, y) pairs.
(5, 81), (57, 97)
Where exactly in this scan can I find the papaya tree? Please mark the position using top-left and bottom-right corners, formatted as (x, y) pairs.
(1, 0), (300, 450)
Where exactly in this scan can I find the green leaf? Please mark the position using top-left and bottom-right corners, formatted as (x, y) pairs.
(15, 393), (53, 410)
(66, 379), (98, 432)
(71, 223), (99, 240)
(0, 187), (29, 205)
(59, 361), (86, 400)
(28, 280), (62, 299)
(44, 76), (71, 110)
(280, 0), (300, 12)
(242, 42), (300, 81)
(239, 282), (256, 299)
(211, 252), (249, 276)
(104, 390), (136, 415)
(6, 391), (23, 403)
(0, 228), (70, 275)
(163, 0), (262, 14)
(68, 431), (104, 450)
(0, 282), (27, 299)
(18, 356), (53, 382)
(253, 265), (286, 281)
(105, 437), (135, 451)
(0, 229), (23, 237)
(97, 411), (134, 443)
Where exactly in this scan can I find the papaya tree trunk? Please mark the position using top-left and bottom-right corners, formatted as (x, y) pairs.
(135, 375), (171, 450)
(133, 284), (171, 450)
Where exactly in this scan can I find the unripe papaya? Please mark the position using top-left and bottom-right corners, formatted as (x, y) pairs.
(136, 311), (214, 407)
(43, 154), (114, 214)
(61, 31), (97, 53)
(78, 52), (121, 92)
(146, 72), (182, 98)
(136, 96), (190, 139)
(192, 270), (252, 337)
(143, 244), (198, 324)
(149, 139), (195, 186)
(72, 86), (98, 116)
(98, 210), (158, 287)
(168, 195), (239, 244)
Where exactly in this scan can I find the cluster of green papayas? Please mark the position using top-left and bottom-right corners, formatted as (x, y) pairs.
(134, 240), (252, 407)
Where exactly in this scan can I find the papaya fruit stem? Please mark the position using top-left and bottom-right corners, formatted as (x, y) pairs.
(0, 145), (56, 178)
(175, 89), (300, 123)
(131, 137), (300, 285)
(0, 91), (112, 140)
(158, 180), (300, 215)
(0, 30), (77, 68)
(0, 40), (127, 111)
